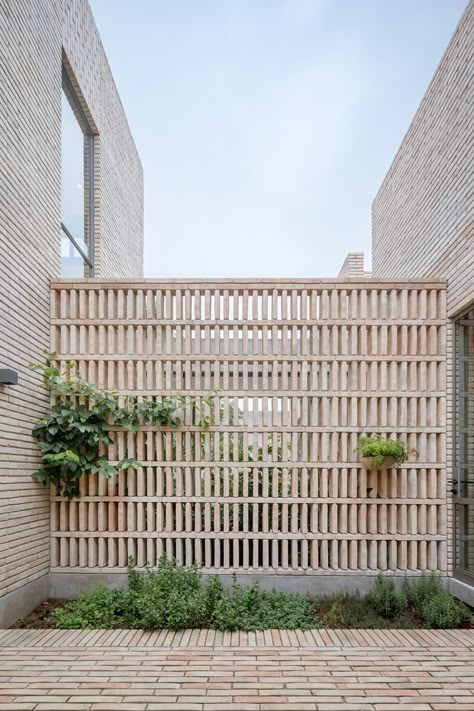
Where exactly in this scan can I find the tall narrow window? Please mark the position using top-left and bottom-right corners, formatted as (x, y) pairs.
(61, 68), (94, 276)
(455, 308), (474, 584)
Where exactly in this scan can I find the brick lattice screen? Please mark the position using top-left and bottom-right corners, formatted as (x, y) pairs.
(50, 279), (447, 576)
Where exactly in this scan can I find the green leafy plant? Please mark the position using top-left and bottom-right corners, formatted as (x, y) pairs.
(31, 357), (212, 498)
(320, 590), (420, 629)
(357, 435), (418, 468)
(367, 573), (407, 619)
(406, 571), (445, 611)
(126, 557), (208, 629)
(54, 584), (129, 629)
(52, 556), (320, 631)
(418, 592), (468, 629)
(26, 563), (470, 631)
(211, 577), (318, 631)
(407, 573), (470, 629)
(323, 594), (346, 627)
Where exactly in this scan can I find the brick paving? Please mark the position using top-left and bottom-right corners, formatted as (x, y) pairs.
(0, 629), (473, 710)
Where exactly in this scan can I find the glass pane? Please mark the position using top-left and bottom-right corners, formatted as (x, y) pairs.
(61, 233), (85, 278)
(456, 504), (474, 573)
(61, 90), (88, 253)
(455, 311), (474, 577)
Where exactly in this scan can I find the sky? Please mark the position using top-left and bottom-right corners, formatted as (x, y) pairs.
(90, 0), (467, 278)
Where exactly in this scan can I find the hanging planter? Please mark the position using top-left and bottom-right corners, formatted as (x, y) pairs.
(361, 455), (396, 471)
(357, 435), (418, 471)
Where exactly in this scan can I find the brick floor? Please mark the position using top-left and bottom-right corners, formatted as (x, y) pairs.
(0, 629), (473, 710)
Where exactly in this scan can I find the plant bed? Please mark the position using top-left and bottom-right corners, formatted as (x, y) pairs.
(10, 560), (473, 632)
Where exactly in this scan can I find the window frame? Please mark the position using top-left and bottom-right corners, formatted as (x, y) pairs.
(61, 66), (95, 276)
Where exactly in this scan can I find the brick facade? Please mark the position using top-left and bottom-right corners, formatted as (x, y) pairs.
(372, 0), (474, 581)
(0, 0), (143, 624)
(372, 0), (474, 318)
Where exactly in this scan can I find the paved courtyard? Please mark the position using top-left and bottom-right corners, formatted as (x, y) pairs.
(0, 628), (474, 710)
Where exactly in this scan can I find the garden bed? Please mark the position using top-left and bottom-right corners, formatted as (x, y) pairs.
(10, 559), (473, 631)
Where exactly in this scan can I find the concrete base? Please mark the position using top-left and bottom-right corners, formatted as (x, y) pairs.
(48, 571), (432, 599)
(0, 575), (49, 627)
(49, 573), (128, 600)
(448, 577), (474, 607)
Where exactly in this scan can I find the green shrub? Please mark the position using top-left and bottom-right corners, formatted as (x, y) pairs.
(54, 585), (128, 629)
(49, 561), (469, 632)
(407, 573), (469, 629)
(419, 591), (467, 629)
(406, 572), (444, 613)
(357, 435), (418, 468)
(211, 579), (318, 631)
(323, 595), (345, 627)
(52, 557), (320, 631)
(126, 557), (208, 629)
(336, 591), (419, 629)
(367, 573), (407, 619)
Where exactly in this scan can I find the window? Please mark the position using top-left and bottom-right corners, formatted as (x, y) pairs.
(61, 68), (94, 276)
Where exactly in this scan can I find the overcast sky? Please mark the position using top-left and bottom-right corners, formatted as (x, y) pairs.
(90, 0), (467, 278)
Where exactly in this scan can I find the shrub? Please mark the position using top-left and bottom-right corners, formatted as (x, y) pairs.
(323, 595), (345, 627)
(52, 557), (320, 631)
(406, 572), (444, 613)
(211, 579), (318, 631)
(419, 591), (467, 629)
(367, 573), (407, 619)
(54, 585), (128, 629)
(357, 435), (418, 468)
(126, 557), (208, 629)
(407, 573), (469, 629)
(336, 591), (419, 629)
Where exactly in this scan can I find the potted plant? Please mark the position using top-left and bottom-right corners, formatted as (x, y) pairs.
(357, 435), (418, 470)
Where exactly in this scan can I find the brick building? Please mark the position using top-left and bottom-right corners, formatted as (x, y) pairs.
(0, 0), (143, 623)
(341, 0), (474, 601)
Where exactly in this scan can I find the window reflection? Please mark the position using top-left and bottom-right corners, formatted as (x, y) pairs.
(61, 90), (86, 249)
(61, 232), (85, 278)
(61, 68), (94, 276)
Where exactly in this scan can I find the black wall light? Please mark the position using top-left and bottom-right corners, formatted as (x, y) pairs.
(0, 369), (18, 385)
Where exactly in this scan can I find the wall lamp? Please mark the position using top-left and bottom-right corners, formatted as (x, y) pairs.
(0, 369), (18, 385)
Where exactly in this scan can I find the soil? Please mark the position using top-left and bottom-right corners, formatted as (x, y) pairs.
(11, 600), (68, 629)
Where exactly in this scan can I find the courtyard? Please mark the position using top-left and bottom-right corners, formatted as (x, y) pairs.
(2, 1), (474, 709)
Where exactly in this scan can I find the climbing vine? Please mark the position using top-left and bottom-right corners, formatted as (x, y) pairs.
(31, 357), (212, 499)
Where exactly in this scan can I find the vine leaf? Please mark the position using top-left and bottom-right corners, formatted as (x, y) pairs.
(30, 357), (211, 499)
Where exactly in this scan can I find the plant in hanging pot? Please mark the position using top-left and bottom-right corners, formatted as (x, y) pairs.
(357, 435), (418, 471)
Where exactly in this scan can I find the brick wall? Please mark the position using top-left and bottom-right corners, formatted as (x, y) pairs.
(372, 0), (474, 579)
(372, 0), (474, 318)
(63, 0), (144, 277)
(338, 253), (371, 278)
(0, 0), (143, 624)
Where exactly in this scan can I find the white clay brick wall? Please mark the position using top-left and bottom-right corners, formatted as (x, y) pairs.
(0, 0), (143, 615)
(372, 0), (474, 577)
(372, 0), (474, 319)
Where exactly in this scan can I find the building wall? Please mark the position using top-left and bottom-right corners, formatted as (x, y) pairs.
(63, 0), (144, 277)
(0, 0), (143, 625)
(372, 0), (473, 584)
(372, 0), (474, 317)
